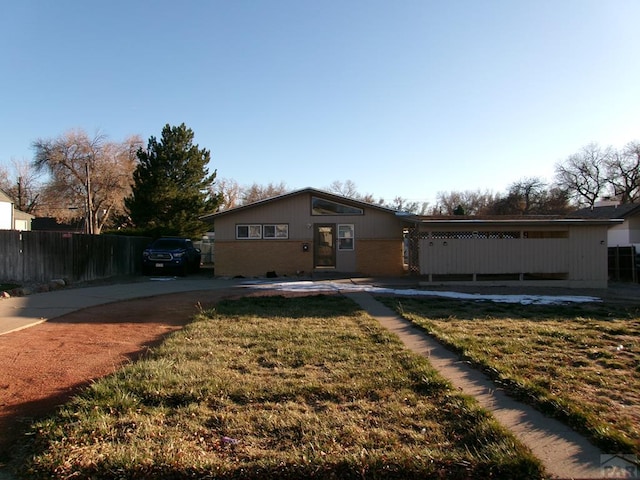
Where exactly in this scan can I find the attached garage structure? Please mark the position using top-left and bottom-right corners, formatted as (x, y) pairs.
(407, 218), (621, 288)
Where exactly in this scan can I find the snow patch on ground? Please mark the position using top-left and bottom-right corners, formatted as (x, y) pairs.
(241, 280), (601, 305)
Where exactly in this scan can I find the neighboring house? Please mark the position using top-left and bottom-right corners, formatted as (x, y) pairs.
(0, 188), (33, 231)
(202, 188), (619, 287)
(568, 202), (640, 248)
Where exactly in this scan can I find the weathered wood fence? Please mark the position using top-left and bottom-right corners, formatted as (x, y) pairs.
(0, 230), (151, 283)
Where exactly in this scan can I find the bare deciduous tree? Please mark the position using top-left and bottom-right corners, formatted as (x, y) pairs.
(326, 180), (359, 198)
(385, 196), (430, 215)
(215, 177), (243, 211)
(0, 158), (44, 214)
(434, 190), (496, 215)
(241, 181), (289, 205)
(326, 180), (386, 206)
(0, 165), (10, 192)
(488, 177), (571, 215)
(605, 141), (640, 203)
(555, 143), (611, 208)
(33, 129), (143, 234)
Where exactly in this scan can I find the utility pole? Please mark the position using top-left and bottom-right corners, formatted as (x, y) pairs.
(85, 162), (94, 234)
(16, 177), (23, 211)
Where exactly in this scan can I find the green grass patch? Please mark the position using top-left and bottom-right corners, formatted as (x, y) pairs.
(18, 295), (544, 479)
(381, 296), (640, 455)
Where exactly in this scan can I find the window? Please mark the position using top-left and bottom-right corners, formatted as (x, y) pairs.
(523, 231), (569, 239)
(312, 196), (364, 215)
(430, 231), (521, 239)
(263, 224), (289, 239)
(338, 224), (354, 250)
(236, 224), (262, 239)
(236, 224), (289, 239)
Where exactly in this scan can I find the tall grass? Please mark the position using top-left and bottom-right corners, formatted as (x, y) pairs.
(383, 296), (640, 455)
(18, 295), (544, 479)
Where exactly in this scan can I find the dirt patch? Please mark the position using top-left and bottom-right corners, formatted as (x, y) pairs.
(0, 288), (248, 463)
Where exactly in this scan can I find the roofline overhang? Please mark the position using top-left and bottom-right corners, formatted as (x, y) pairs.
(413, 218), (624, 227)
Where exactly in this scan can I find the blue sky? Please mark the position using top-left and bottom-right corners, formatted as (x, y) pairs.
(2, 1), (639, 205)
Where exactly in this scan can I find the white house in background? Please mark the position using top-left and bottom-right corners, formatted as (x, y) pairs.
(569, 201), (640, 248)
(0, 188), (33, 231)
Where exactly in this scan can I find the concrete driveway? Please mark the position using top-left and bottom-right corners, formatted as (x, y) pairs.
(0, 274), (241, 336)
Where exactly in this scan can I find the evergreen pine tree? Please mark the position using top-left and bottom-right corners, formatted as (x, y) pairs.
(125, 123), (220, 238)
(453, 204), (466, 216)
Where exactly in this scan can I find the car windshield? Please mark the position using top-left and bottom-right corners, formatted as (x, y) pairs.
(152, 239), (186, 249)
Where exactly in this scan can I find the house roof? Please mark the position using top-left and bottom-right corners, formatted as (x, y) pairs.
(0, 188), (34, 220)
(31, 217), (84, 232)
(567, 203), (640, 220)
(13, 209), (35, 221)
(201, 187), (401, 221)
(394, 211), (622, 227)
(0, 188), (14, 203)
(414, 218), (622, 227)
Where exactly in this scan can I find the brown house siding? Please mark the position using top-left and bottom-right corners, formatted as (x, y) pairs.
(356, 239), (406, 276)
(214, 241), (313, 277)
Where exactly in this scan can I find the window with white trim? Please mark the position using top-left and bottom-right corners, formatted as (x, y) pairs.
(236, 224), (262, 239)
(338, 224), (354, 250)
(263, 224), (289, 239)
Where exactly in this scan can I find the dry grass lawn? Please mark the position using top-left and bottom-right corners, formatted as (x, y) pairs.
(380, 295), (640, 456)
(17, 295), (544, 479)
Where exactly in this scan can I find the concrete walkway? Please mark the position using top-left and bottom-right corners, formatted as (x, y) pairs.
(346, 292), (609, 480)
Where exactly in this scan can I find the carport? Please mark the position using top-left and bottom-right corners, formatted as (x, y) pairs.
(405, 218), (622, 288)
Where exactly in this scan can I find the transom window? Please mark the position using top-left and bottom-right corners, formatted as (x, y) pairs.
(312, 196), (364, 215)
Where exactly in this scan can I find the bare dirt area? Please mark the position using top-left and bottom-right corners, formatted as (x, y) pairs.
(0, 288), (247, 463)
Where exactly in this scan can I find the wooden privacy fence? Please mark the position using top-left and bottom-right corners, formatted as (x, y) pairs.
(0, 230), (151, 283)
(608, 246), (638, 282)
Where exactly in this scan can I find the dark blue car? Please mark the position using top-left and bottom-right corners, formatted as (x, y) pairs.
(142, 237), (201, 276)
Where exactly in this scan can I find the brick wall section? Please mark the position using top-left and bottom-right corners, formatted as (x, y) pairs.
(356, 239), (406, 276)
(215, 241), (314, 277)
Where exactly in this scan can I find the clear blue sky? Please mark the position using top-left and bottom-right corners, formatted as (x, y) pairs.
(2, 1), (639, 205)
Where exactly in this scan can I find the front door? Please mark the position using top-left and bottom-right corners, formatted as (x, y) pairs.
(314, 224), (335, 268)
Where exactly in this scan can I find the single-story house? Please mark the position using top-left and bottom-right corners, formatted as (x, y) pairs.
(202, 188), (412, 277)
(568, 201), (640, 248)
(0, 188), (34, 231)
(202, 188), (620, 288)
(568, 201), (640, 282)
